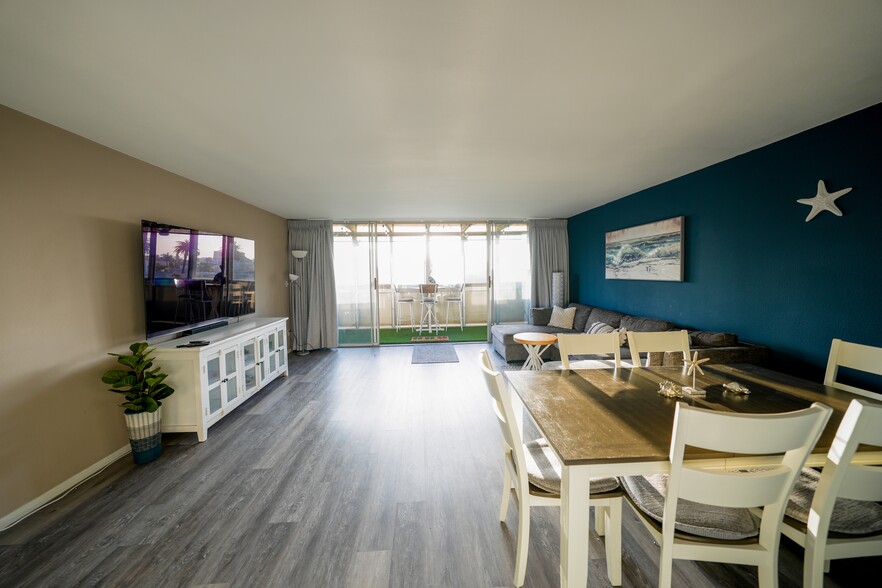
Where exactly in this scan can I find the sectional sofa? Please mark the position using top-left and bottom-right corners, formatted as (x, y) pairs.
(490, 303), (769, 366)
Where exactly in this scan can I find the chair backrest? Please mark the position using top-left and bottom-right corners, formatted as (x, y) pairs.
(627, 330), (690, 367)
(824, 339), (882, 400)
(419, 283), (438, 295)
(808, 399), (882, 536)
(479, 350), (528, 487)
(557, 332), (621, 369)
(664, 401), (832, 549)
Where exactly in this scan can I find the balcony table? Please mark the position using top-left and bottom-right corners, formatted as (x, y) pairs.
(503, 363), (882, 588)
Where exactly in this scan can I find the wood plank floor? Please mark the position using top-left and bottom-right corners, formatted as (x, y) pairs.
(1, 344), (877, 587)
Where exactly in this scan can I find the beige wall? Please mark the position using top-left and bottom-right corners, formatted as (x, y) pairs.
(0, 106), (290, 518)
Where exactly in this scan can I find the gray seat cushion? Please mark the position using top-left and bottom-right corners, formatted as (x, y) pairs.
(524, 439), (619, 495)
(786, 467), (882, 535)
(621, 474), (759, 541)
(492, 324), (577, 345)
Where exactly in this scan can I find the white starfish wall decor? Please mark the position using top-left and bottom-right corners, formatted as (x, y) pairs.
(797, 180), (852, 222)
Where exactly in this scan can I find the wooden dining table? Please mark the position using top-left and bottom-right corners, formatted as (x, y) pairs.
(503, 363), (882, 588)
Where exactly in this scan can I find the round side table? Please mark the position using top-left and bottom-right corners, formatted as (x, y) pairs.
(513, 332), (558, 371)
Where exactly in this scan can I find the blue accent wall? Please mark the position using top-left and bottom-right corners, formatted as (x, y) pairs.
(568, 102), (882, 381)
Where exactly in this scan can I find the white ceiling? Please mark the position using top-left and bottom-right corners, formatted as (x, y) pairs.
(2, 1), (881, 221)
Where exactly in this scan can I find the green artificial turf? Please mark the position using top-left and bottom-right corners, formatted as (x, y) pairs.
(337, 325), (488, 346)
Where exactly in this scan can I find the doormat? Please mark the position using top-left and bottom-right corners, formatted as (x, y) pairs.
(411, 335), (449, 342)
(412, 345), (459, 364)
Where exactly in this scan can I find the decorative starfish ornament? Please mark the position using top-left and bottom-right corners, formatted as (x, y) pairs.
(797, 180), (852, 222)
(683, 352), (710, 395)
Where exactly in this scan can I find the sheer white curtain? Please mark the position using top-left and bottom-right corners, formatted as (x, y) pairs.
(288, 220), (338, 351)
(528, 219), (569, 308)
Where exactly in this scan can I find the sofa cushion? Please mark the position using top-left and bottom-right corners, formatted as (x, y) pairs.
(567, 303), (593, 332)
(621, 314), (677, 333)
(586, 321), (615, 335)
(689, 330), (739, 347)
(531, 307), (552, 326)
(548, 306), (576, 329)
(586, 307), (625, 329)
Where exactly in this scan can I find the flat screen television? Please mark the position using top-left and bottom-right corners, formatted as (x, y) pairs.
(142, 220), (256, 339)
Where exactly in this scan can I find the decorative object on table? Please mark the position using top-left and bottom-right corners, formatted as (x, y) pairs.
(683, 352), (710, 396)
(723, 381), (751, 395)
(797, 179), (852, 222)
(101, 342), (175, 464)
(551, 271), (564, 308)
(605, 216), (684, 281)
(657, 380), (684, 398)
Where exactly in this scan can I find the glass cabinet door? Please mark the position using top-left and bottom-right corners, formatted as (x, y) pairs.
(258, 337), (267, 382)
(223, 347), (239, 403)
(267, 332), (278, 375)
(205, 355), (222, 415)
(242, 340), (258, 395)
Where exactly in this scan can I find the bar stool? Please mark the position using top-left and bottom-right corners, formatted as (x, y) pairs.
(444, 283), (465, 331)
(393, 284), (415, 331)
(418, 283), (439, 334)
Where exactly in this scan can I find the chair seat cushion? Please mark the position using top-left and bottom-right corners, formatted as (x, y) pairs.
(786, 467), (882, 535)
(524, 439), (619, 495)
(621, 474), (759, 541)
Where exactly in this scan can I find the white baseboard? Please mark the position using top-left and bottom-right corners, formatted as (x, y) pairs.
(0, 444), (131, 530)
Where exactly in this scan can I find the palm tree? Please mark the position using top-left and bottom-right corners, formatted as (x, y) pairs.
(173, 240), (190, 275)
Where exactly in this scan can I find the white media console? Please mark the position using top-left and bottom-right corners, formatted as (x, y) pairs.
(152, 317), (288, 441)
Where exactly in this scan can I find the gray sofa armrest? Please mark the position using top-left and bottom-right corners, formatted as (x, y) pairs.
(530, 307), (552, 326)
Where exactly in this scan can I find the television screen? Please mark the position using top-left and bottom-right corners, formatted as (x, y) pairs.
(142, 220), (256, 338)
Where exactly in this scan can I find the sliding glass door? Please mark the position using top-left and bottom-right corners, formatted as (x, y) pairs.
(333, 224), (378, 345)
(333, 221), (527, 346)
(489, 222), (531, 325)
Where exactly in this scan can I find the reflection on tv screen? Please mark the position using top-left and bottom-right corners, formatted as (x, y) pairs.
(142, 220), (256, 338)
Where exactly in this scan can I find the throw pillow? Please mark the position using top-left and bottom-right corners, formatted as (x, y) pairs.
(547, 305), (576, 329)
(586, 321), (615, 335)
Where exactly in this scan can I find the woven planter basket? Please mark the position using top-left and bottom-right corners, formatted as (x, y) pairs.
(124, 407), (162, 464)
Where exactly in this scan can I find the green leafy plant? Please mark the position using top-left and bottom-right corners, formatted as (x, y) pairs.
(101, 342), (175, 413)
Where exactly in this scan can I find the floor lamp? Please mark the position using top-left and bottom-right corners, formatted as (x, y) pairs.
(291, 250), (309, 355)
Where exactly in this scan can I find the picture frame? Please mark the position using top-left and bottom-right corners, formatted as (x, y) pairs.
(605, 216), (684, 281)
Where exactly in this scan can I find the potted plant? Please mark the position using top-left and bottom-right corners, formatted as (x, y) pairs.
(101, 342), (175, 464)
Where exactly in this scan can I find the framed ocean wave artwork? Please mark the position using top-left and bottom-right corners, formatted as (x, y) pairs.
(605, 216), (684, 281)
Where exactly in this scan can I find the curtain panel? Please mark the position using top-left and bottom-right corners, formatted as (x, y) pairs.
(528, 219), (569, 308)
(288, 220), (338, 351)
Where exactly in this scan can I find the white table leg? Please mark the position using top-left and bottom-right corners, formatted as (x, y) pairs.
(521, 343), (553, 370)
(561, 465), (591, 588)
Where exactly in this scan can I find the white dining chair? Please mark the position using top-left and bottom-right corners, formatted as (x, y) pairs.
(823, 338), (882, 400)
(541, 332), (621, 370)
(443, 283), (465, 331)
(393, 284), (415, 332)
(627, 330), (691, 367)
(779, 399), (882, 588)
(478, 350), (623, 587)
(621, 401), (832, 588)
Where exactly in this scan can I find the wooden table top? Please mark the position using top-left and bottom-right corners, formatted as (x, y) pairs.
(504, 363), (880, 467)
(513, 332), (558, 346)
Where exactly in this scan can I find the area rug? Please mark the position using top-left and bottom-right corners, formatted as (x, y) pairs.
(411, 335), (449, 343)
(411, 345), (459, 364)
